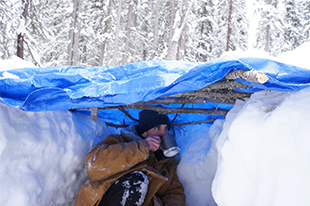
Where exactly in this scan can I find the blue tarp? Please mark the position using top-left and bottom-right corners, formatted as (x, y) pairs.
(1, 57), (310, 125)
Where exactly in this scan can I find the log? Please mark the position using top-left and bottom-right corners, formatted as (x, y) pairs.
(199, 79), (250, 91)
(140, 97), (234, 105)
(224, 69), (269, 84)
(170, 90), (251, 100)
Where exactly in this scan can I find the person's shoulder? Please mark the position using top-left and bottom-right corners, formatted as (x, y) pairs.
(110, 133), (126, 140)
(120, 124), (142, 142)
(99, 133), (125, 144)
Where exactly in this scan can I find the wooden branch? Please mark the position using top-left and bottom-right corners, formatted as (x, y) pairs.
(225, 69), (269, 84)
(173, 119), (215, 126)
(170, 91), (251, 101)
(141, 96), (234, 104)
(171, 104), (184, 123)
(105, 122), (128, 129)
(199, 79), (250, 91)
(99, 105), (229, 116)
(87, 71), (265, 123)
(24, 40), (41, 67)
(90, 108), (98, 121)
(105, 119), (216, 128)
(118, 106), (139, 122)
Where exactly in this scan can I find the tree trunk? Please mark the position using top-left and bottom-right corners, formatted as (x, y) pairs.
(17, 33), (24, 59)
(153, 0), (160, 57)
(226, 0), (233, 52)
(167, 0), (176, 59)
(99, 0), (112, 66)
(264, 24), (270, 52)
(17, 0), (29, 59)
(264, 0), (272, 53)
(123, 1), (133, 64)
(112, 0), (123, 65)
(68, 0), (82, 66)
(167, 0), (191, 60)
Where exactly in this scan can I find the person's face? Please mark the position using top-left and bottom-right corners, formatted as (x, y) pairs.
(141, 124), (169, 138)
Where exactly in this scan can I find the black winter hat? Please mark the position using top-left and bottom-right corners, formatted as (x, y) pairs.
(138, 110), (171, 136)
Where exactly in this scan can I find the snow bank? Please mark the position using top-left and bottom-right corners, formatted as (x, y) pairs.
(0, 55), (37, 71)
(177, 123), (221, 206)
(277, 41), (310, 70)
(212, 87), (310, 206)
(0, 104), (108, 205)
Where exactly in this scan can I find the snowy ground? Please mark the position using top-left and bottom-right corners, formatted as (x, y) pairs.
(0, 42), (310, 206)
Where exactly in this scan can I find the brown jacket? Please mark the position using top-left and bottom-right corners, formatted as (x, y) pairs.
(74, 125), (186, 206)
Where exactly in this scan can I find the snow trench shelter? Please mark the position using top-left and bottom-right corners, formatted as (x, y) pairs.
(1, 57), (310, 128)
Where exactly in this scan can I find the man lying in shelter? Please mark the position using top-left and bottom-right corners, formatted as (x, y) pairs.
(74, 109), (186, 206)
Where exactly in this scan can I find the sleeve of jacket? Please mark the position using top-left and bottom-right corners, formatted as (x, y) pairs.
(162, 167), (186, 206)
(85, 134), (149, 181)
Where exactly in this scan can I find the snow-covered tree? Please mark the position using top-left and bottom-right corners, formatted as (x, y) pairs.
(185, 0), (217, 62)
(167, 0), (192, 60)
(0, 0), (22, 59)
(1, 0), (308, 66)
(213, 0), (248, 57)
(26, 0), (73, 66)
(68, 0), (82, 66)
(79, 0), (114, 66)
(254, 0), (285, 56)
(16, 0), (29, 60)
(301, 1), (310, 41)
(283, 0), (305, 51)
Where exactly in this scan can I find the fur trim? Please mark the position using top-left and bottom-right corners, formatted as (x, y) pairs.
(120, 124), (142, 142)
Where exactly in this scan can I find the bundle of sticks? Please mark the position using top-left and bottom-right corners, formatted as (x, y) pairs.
(89, 69), (269, 128)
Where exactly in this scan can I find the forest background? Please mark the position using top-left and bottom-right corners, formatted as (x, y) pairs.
(1, 0), (309, 68)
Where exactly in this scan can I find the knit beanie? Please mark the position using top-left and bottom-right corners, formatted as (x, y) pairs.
(138, 110), (171, 136)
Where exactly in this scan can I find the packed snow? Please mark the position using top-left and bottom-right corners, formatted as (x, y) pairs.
(0, 42), (310, 206)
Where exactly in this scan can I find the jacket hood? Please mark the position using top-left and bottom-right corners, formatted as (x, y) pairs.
(120, 124), (142, 142)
